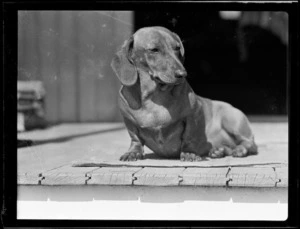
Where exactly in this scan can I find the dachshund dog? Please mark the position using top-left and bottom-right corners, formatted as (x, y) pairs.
(111, 26), (258, 161)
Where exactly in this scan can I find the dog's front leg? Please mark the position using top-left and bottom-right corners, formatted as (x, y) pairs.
(180, 115), (212, 162)
(120, 117), (144, 161)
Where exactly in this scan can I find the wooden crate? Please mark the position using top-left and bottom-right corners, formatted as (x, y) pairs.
(17, 81), (47, 131)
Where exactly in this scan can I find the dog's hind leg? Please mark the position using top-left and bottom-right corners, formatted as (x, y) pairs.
(221, 106), (258, 157)
(209, 145), (233, 158)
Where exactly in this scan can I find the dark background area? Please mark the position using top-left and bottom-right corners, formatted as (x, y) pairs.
(135, 11), (288, 114)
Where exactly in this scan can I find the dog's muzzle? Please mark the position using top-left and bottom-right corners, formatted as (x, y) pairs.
(150, 71), (186, 85)
(174, 69), (187, 79)
(150, 73), (185, 91)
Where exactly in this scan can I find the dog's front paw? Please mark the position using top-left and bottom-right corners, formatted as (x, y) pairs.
(208, 147), (225, 158)
(232, 145), (247, 157)
(180, 152), (203, 162)
(119, 151), (144, 161)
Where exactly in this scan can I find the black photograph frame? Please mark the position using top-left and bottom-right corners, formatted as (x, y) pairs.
(3, 0), (299, 228)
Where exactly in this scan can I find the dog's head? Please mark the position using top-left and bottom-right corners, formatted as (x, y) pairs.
(111, 26), (186, 90)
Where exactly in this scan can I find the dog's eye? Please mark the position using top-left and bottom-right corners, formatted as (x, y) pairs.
(149, 48), (159, 53)
(174, 46), (181, 51)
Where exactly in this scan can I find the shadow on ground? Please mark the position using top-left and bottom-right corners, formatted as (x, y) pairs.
(17, 126), (126, 148)
(144, 152), (210, 161)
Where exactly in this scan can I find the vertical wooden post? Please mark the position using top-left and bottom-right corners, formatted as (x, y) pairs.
(77, 12), (97, 122)
(19, 11), (39, 81)
(58, 11), (77, 122)
(18, 11), (25, 80)
(39, 11), (59, 123)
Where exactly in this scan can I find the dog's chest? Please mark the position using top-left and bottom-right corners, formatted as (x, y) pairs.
(137, 108), (171, 128)
(139, 120), (185, 157)
(133, 100), (181, 128)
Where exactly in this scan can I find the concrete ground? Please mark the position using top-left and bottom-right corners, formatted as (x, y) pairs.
(17, 119), (288, 174)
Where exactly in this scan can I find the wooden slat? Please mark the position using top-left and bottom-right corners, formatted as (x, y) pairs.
(180, 167), (230, 186)
(78, 12), (97, 121)
(228, 167), (277, 187)
(87, 167), (142, 185)
(22, 11), (39, 81)
(17, 112), (25, 132)
(94, 12), (121, 122)
(18, 103), (42, 111)
(18, 11), (26, 80)
(39, 11), (59, 122)
(133, 167), (185, 186)
(275, 167), (288, 188)
(17, 81), (45, 98)
(58, 11), (77, 122)
(41, 165), (99, 185)
(17, 172), (43, 185)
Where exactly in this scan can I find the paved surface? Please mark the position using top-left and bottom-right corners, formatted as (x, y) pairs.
(18, 121), (288, 174)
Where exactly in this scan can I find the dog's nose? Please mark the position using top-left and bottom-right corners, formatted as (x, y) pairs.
(175, 69), (187, 79)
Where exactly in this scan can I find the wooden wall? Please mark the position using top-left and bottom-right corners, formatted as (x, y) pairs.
(18, 11), (134, 123)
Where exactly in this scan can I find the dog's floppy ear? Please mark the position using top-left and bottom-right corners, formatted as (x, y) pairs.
(111, 36), (138, 86)
(173, 32), (185, 60)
